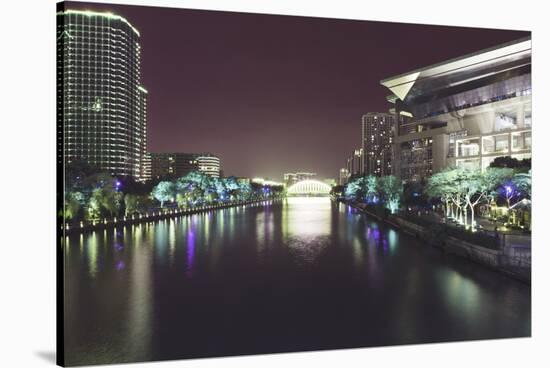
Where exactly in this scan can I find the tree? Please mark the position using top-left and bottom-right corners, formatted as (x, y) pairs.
(512, 170), (531, 200)
(426, 167), (458, 219)
(364, 175), (378, 203)
(87, 187), (122, 219)
(124, 194), (151, 215)
(426, 167), (514, 230)
(237, 181), (252, 200)
(63, 191), (84, 221)
(344, 178), (362, 201)
(490, 156), (531, 170)
(152, 181), (175, 207)
(462, 168), (505, 229)
(224, 176), (240, 201)
(377, 176), (403, 214)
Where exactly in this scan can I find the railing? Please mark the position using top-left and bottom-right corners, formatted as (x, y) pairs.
(61, 198), (283, 234)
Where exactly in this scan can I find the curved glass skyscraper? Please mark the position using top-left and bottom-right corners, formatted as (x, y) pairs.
(57, 9), (148, 179)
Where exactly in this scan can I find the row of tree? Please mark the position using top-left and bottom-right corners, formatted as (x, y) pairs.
(343, 175), (404, 214)
(425, 167), (531, 230)
(151, 171), (284, 208)
(62, 170), (284, 222)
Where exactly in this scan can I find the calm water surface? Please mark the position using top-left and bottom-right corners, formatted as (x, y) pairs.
(63, 197), (530, 365)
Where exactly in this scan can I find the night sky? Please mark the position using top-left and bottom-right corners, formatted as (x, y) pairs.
(65, 2), (529, 180)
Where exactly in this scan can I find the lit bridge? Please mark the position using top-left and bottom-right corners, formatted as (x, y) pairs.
(286, 180), (332, 196)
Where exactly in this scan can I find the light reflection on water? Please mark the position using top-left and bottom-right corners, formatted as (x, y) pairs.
(64, 197), (530, 366)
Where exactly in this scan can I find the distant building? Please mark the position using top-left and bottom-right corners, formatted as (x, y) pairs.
(57, 10), (148, 180)
(381, 37), (531, 182)
(149, 152), (221, 179)
(339, 168), (349, 185)
(251, 178), (284, 186)
(362, 113), (396, 176)
(197, 154), (221, 178)
(283, 172), (317, 187)
(346, 149), (363, 178)
(236, 177), (251, 185)
(141, 153), (152, 181)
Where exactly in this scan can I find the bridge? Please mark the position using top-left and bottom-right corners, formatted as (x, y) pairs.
(286, 180), (332, 196)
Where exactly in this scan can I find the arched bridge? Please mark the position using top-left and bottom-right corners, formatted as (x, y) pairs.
(287, 180), (332, 196)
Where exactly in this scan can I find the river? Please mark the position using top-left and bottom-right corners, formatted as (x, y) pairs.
(63, 197), (530, 366)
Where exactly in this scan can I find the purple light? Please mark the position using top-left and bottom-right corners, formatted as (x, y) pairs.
(186, 229), (196, 277)
(505, 186), (512, 194)
(373, 228), (380, 242)
(116, 260), (125, 271)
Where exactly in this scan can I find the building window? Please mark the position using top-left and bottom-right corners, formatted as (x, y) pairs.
(456, 138), (480, 157)
(512, 130), (532, 151)
(482, 134), (509, 155)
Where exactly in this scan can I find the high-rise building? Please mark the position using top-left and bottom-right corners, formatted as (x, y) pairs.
(57, 9), (148, 179)
(149, 152), (221, 179)
(346, 149), (364, 178)
(362, 113), (396, 176)
(380, 37), (531, 182)
(339, 168), (350, 185)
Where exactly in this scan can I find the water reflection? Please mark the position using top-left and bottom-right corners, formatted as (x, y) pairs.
(285, 197), (331, 264)
(186, 224), (196, 277)
(64, 197), (530, 366)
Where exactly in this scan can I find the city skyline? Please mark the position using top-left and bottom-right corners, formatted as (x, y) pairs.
(66, 1), (528, 180)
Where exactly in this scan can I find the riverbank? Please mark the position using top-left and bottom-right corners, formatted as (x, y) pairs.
(62, 198), (283, 235)
(342, 199), (531, 283)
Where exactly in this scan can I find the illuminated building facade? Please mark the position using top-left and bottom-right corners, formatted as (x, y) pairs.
(150, 152), (221, 179)
(346, 149), (364, 178)
(339, 168), (350, 185)
(196, 154), (221, 178)
(57, 9), (149, 179)
(381, 37), (531, 182)
(362, 113), (396, 176)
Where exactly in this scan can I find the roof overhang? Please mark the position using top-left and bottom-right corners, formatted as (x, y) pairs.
(380, 37), (531, 101)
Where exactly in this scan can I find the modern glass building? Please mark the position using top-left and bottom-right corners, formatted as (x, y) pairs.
(361, 112), (396, 177)
(380, 37), (531, 182)
(57, 9), (148, 179)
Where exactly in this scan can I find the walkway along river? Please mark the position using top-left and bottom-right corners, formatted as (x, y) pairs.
(62, 197), (531, 366)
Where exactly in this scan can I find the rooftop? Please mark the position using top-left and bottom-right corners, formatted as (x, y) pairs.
(58, 9), (140, 37)
(380, 36), (531, 102)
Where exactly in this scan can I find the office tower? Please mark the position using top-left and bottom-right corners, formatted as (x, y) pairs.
(361, 113), (395, 176)
(57, 9), (148, 179)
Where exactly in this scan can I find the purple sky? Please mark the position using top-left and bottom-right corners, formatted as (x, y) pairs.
(66, 2), (529, 180)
